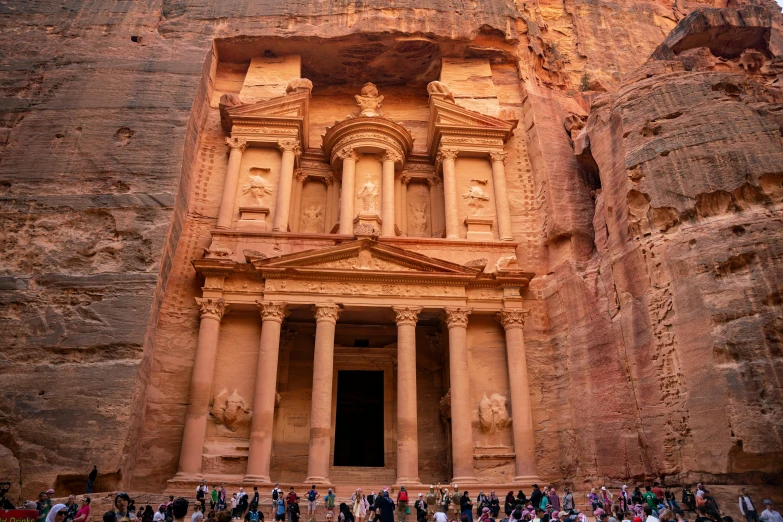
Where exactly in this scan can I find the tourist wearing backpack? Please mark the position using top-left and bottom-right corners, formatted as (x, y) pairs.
(245, 507), (263, 522)
(307, 486), (320, 520)
(275, 498), (285, 522)
(397, 487), (410, 522)
(325, 490), (336, 516)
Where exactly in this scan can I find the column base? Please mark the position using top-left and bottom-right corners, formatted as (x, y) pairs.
(304, 476), (332, 486)
(243, 475), (272, 484)
(499, 236), (514, 241)
(449, 476), (476, 484)
(513, 475), (542, 485)
(395, 478), (421, 487)
(170, 472), (204, 482)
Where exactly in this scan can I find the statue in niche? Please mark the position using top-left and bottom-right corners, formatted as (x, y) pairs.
(355, 82), (384, 117)
(478, 392), (512, 435)
(358, 180), (379, 213)
(212, 388), (251, 431)
(242, 168), (273, 204)
(301, 204), (323, 232)
(462, 180), (490, 215)
(409, 202), (428, 234)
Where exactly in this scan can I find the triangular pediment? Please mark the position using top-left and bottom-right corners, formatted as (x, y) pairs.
(251, 239), (480, 277)
(226, 90), (309, 120)
(221, 90), (310, 148)
(427, 98), (517, 156)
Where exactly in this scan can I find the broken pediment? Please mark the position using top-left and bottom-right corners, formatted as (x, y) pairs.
(426, 96), (517, 157)
(250, 239), (481, 278)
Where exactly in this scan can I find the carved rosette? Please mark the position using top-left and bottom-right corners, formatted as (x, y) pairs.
(437, 147), (459, 162)
(226, 137), (248, 152)
(392, 305), (423, 326)
(314, 303), (341, 324)
(497, 308), (529, 330)
(277, 139), (301, 156)
(196, 297), (227, 321)
(489, 151), (508, 164)
(443, 306), (472, 329)
(257, 301), (289, 323)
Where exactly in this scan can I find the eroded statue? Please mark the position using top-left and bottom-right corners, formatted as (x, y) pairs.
(427, 81), (455, 102)
(242, 172), (273, 204)
(409, 202), (428, 233)
(462, 182), (490, 215)
(301, 204), (324, 232)
(212, 388), (251, 431)
(358, 180), (379, 213)
(478, 392), (512, 434)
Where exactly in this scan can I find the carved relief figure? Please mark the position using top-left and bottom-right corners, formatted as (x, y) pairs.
(462, 181), (490, 215)
(355, 82), (384, 117)
(301, 204), (324, 232)
(409, 202), (428, 234)
(478, 392), (512, 434)
(212, 388), (251, 431)
(242, 168), (273, 204)
(358, 180), (379, 213)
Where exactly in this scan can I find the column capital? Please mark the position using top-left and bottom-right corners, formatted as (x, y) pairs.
(381, 149), (403, 164)
(196, 297), (227, 321)
(313, 303), (341, 324)
(442, 307), (472, 329)
(497, 308), (530, 330)
(426, 176), (441, 187)
(400, 174), (412, 185)
(323, 173), (336, 186)
(392, 306), (423, 326)
(337, 147), (359, 162)
(277, 139), (301, 156)
(294, 170), (308, 183)
(489, 150), (508, 164)
(437, 147), (459, 162)
(257, 301), (289, 323)
(226, 137), (248, 152)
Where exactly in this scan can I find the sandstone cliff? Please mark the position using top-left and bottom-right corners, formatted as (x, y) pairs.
(0, 0), (781, 501)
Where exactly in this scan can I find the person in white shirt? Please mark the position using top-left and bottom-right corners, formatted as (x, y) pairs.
(191, 505), (203, 522)
(761, 500), (783, 522)
(153, 506), (166, 522)
(433, 512), (448, 522)
(644, 505), (659, 522)
(740, 489), (759, 522)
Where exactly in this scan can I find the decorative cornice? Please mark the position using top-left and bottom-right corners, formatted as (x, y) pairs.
(497, 308), (529, 330)
(489, 150), (508, 164)
(257, 301), (288, 323)
(226, 137), (248, 152)
(443, 306), (472, 329)
(278, 139), (301, 156)
(196, 297), (227, 321)
(392, 305), (422, 326)
(314, 303), (341, 324)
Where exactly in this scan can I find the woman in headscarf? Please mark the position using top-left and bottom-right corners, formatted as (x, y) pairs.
(599, 489), (612, 514)
(478, 508), (492, 522)
(489, 492), (500, 518)
(46, 504), (68, 522)
(516, 492), (527, 507)
(460, 492), (474, 522)
(548, 490), (560, 513)
(505, 493), (516, 517)
(142, 507), (154, 522)
(617, 487), (631, 514)
(339, 503), (355, 522)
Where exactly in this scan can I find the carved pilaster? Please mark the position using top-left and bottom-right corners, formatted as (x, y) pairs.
(392, 305), (422, 326)
(443, 306), (472, 329)
(497, 308), (530, 330)
(226, 137), (248, 152)
(489, 150), (508, 164)
(313, 303), (341, 324)
(257, 301), (288, 323)
(277, 139), (301, 156)
(196, 297), (227, 321)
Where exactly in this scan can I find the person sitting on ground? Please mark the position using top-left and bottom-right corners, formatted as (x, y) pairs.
(589, 491), (603, 512)
(682, 489), (695, 513)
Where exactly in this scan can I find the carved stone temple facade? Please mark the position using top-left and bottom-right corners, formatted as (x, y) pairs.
(171, 57), (542, 488)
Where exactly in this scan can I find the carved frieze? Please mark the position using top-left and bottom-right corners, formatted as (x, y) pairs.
(307, 250), (414, 271)
(231, 126), (298, 136)
(264, 279), (462, 298)
(203, 246), (233, 258)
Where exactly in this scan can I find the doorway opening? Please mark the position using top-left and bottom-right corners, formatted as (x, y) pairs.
(333, 370), (385, 467)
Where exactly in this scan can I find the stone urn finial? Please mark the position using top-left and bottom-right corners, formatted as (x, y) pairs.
(355, 82), (384, 117)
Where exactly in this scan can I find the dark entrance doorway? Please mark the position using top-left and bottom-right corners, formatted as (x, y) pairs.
(333, 370), (384, 467)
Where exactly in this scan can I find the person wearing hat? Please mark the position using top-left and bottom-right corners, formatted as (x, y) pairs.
(154, 505), (166, 522)
(761, 500), (783, 522)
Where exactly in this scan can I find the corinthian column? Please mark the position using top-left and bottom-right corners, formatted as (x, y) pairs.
(381, 151), (400, 237)
(438, 147), (460, 239)
(392, 306), (422, 484)
(443, 306), (475, 481)
(490, 151), (513, 241)
(400, 175), (411, 235)
(245, 302), (288, 483)
(290, 171), (307, 233)
(497, 308), (539, 482)
(338, 148), (358, 235)
(306, 304), (341, 484)
(217, 137), (248, 229)
(176, 298), (227, 479)
(272, 139), (301, 232)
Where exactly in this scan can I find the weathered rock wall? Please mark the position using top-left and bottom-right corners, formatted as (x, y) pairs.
(1, 0), (782, 501)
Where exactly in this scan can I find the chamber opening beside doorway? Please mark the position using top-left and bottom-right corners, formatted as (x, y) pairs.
(333, 370), (385, 467)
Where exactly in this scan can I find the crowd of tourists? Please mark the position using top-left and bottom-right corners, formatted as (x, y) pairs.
(7, 480), (783, 522)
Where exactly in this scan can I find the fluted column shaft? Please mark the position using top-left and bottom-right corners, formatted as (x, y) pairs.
(272, 140), (300, 232)
(400, 175), (410, 235)
(490, 151), (513, 241)
(394, 175), (402, 233)
(176, 298), (227, 478)
(427, 177), (439, 237)
(338, 149), (358, 235)
(306, 304), (341, 484)
(444, 306), (475, 481)
(325, 175), (336, 233)
(393, 306), (422, 484)
(498, 309), (538, 481)
(290, 172), (306, 233)
(439, 147), (460, 239)
(245, 302), (288, 482)
(217, 138), (248, 229)
(381, 151), (398, 237)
